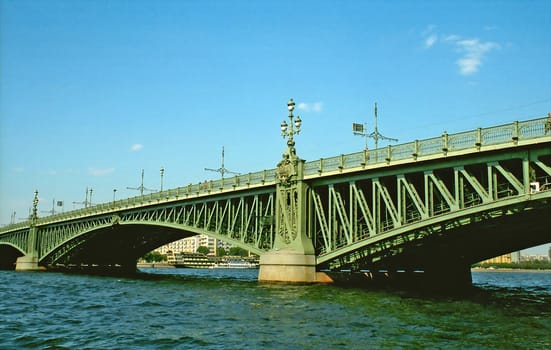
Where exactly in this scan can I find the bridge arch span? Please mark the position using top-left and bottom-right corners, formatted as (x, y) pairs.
(0, 243), (26, 270)
(40, 221), (264, 270)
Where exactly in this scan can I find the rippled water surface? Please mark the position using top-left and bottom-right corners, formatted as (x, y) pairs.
(1, 269), (549, 349)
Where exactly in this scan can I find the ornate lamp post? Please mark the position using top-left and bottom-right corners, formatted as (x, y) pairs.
(31, 190), (39, 222)
(276, 99), (303, 186)
(160, 167), (165, 192)
(280, 98), (302, 158)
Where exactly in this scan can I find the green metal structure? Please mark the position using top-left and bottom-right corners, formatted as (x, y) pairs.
(1, 111), (550, 283)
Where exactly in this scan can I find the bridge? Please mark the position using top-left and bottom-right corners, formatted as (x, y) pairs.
(1, 101), (551, 287)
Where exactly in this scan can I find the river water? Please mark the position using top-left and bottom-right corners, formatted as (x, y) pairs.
(1, 268), (549, 349)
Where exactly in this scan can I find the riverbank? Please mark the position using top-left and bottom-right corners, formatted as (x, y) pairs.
(472, 267), (551, 273)
(135, 263), (551, 273)
(136, 262), (174, 268)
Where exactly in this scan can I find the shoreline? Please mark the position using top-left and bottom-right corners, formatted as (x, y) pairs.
(137, 262), (174, 268)
(471, 267), (551, 273)
(136, 264), (550, 273)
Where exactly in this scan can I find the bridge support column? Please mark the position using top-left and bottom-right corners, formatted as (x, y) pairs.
(259, 99), (332, 283)
(15, 255), (42, 271)
(259, 250), (317, 282)
(258, 157), (321, 282)
(423, 264), (472, 290)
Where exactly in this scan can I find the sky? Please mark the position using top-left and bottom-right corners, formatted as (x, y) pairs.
(1, 0), (550, 254)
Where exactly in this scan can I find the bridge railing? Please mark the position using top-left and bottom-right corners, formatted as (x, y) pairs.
(303, 116), (550, 176)
(3, 169), (279, 227)
(2, 117), (550, 230)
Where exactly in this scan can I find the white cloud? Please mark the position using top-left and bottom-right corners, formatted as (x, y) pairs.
(424, 34), (437, 48)
(88, 167), (115, 176)
(423, 29), (499, 75)
(422, 25), (437, 36)
(453, 38), (500, 75)
(422, 25), (438, 48)
(297, 102), (323, 113)
(45, 168), (79, 176)
(131, 143), (143, 151)
(443, 34), (461, 42)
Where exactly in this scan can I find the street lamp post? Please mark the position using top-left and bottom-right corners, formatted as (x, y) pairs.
(113, 189), (117, 203)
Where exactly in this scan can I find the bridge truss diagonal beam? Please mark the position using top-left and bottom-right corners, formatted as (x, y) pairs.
(8, 189), (276, 268)
(311, 144), (551, 270)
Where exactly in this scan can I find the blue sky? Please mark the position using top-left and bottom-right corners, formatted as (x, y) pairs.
(1, 0), (550, 254)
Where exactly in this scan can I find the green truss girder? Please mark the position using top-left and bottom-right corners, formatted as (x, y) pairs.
(311, 146), (551, 269)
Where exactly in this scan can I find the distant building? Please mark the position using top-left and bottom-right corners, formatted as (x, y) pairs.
(480, 253), (512, 264)
(155, 238), (188, 255)
(155, 234), (232, 256)
(521, 254), (550, 262)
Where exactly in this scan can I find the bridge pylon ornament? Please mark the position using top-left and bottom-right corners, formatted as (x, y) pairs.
(276, 154), (296, 186)
(273, 98), (313, 252)
(259, 99), (318, 283)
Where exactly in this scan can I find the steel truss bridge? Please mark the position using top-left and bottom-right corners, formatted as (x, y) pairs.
(1, 116), (550, 279)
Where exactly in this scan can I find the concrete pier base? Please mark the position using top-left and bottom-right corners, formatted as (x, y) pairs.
(324, 266), (473, 291)
(424, 265), (472, 290)
(15, 255), (43, 271)
(259, 250), (330, 283)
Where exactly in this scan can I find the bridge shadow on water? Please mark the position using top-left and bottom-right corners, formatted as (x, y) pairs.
(326, 270), (551, 315)
(45, 264), (551, 307)
(324, 269), (476, 295)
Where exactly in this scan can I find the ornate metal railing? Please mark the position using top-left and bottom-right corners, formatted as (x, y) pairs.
(308, 117), (550, 174)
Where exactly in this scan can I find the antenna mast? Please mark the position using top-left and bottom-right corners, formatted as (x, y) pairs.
(369, 102), (398, 150)
(127, 169), (156, 196)
(205, 146), (240, 178)
(353, 102), (398, 152)
(73, 187), (93, 208)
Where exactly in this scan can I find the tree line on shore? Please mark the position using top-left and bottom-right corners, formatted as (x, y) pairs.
(473, 260), (551, 270)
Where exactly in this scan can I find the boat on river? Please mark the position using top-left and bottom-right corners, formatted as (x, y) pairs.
(210, 258), (259, 269)
(167, 252), (213, 268)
